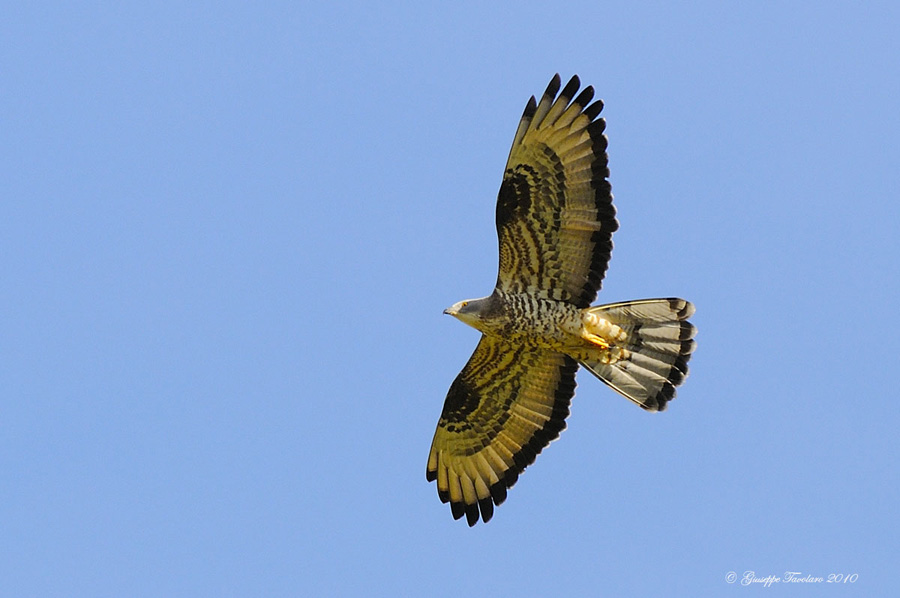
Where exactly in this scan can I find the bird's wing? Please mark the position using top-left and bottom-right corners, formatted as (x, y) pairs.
(495, 74), (618, 308)
(426, 335), (577, 526)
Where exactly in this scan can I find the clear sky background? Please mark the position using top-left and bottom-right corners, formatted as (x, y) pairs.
(2, 2), (898, 596)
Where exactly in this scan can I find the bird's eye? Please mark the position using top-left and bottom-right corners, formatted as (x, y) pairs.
(461, 301), (468, 308)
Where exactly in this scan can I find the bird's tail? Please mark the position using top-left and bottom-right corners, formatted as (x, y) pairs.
(576, 298), (696, 411)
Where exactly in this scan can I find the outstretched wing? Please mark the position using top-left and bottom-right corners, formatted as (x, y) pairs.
(426, 336), (577, 526)
(495, 74), (618, 308)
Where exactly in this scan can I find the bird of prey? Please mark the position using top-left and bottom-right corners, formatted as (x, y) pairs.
(426, 74), (696, 526)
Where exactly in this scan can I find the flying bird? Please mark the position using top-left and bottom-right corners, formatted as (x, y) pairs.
(426, 74), (697, 526)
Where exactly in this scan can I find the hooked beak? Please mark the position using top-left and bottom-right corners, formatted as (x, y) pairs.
(443, 307), (455, 316)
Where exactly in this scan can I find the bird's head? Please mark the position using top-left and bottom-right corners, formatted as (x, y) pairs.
(444, 297), (490, 331)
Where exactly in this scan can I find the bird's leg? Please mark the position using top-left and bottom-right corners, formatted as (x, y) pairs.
(581, 312), (627, 349)
(583, 332), (610, 349)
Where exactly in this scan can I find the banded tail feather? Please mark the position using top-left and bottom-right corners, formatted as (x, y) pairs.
(577, 298), (696, 411)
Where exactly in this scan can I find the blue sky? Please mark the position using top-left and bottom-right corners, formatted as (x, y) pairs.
(2, 2), (898, 596)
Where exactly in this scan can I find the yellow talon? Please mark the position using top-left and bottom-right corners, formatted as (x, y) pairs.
(584, 333), (610, 350)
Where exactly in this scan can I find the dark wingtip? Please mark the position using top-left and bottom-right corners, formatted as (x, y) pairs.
(573, 85), (594, 108)
(465, 503), (480, 527)
(426, 468), (436, 482)
(587, 118), (607, 137)
(450, 501), (465, 520)
(503, 468), (519, 489)
(584, 99), (604, 120)
(489, 481), (507, 505)
(559, 75), (580, 102)
(478, 497), (494, 523)
(544, 74), (562, 99)
(523, 95), (537, 118)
